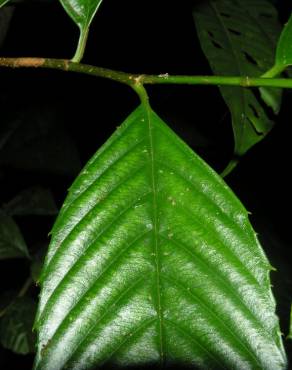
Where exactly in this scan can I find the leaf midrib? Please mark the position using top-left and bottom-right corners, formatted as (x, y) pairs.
(145, 103), (165, 364)
(209, 1), (242, 76)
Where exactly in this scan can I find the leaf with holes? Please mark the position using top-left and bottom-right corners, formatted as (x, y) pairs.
(34, 105), (286, 369)
(193, 0), (282, 163)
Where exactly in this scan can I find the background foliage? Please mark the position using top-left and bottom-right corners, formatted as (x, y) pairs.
(0, 0), (292, 368)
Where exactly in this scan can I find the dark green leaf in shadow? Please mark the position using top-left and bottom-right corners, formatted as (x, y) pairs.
(0, 107), (81, 176)
(0, 6), (14, 47)
(193, 0), (282, 165)
(0, 210), (29, 260)
(3, 187), (58, 216)
(0, 296), (36, 354)
(31, 245), (47, 283)
(0, 290), (16, 315)
(34, 105), (286, 369)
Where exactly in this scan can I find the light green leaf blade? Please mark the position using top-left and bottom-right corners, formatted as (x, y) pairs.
(0, 211), (29, 259)
(59, 0), (103, 62)
(0, 296), (36, 354)
(275, 12), (292, 70)
(193, 0), (282, 159)
(34, 105), (286, 369)
(0, 0), (10, 8)
(288, 304), (292, 340)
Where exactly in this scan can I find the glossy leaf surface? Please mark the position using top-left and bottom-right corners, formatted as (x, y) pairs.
(59, 0), (103, 61)
(274, 12), (292, 69)
(0, 211), (29, 259)
(59, 0), (103, 28)
(35, 105), (286, 369)
(193, 0), (282, 157)
(0, 297), (36, 354)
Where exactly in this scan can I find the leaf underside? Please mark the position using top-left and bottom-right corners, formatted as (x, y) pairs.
(35, 105), (286, 370)
(193, 0), (282, 156)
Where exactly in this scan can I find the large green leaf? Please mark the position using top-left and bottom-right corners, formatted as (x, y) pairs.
(0, 211), (29, 259)
(59, 0), (103, 61)
(34, 105), (286, 369)
(0, 296), (36, 354)
(193, 0), (282, 160)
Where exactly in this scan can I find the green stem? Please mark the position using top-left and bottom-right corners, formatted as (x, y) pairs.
(220, 158), (239, 178)
(72, 27), (89, 63)
(1, 57), (292, 89)
(18, 276), (33, 298)
(132, 81), (150, 106)
(261, 64), (286, 78)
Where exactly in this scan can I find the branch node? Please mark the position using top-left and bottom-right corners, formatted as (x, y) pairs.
(134, 75), (145, 84)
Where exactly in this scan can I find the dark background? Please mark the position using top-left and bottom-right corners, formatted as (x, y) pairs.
(0, 0), (292, 368)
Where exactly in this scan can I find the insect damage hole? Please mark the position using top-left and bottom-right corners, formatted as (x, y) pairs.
(228, 28), (241, 36)
(211, 40), (223, 49)
(248, 103), (260, 119)
(259, 12), (273, 19)
(220, 12), (231, 18)
(243, 51), (258, 66)
(246, 116), (264, 136)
